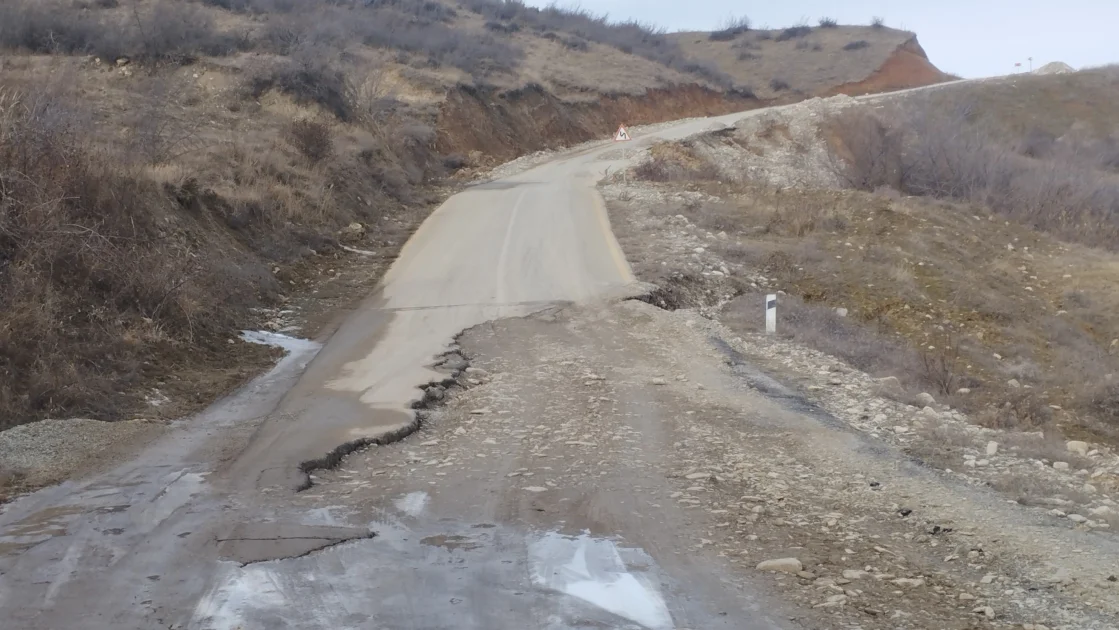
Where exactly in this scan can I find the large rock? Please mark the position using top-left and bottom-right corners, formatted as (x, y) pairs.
(915, 392), (936, 407)
(875, 376), (904, 398)
(756, 558), (803, 574)
(1066, 441), (1089, 456)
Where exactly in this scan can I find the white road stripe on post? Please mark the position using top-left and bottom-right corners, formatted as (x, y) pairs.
(766, 294), (777, 334)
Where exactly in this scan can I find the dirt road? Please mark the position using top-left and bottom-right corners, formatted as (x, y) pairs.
(11, 80), (1105, 630)
(0, 106), (791, 629)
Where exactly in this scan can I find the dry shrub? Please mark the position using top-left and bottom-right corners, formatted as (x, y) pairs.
(825, 109), (902, 191)
(776, 25), (812, 42)
(0, 89), (262, 426)
(827, 100), (1119, 250)
(634, 143), (721, 182)
(286, 119), (333, 163)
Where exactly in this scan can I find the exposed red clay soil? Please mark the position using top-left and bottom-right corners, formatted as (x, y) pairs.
(436, 84), (763, 161)
(823, 38), (951, 97)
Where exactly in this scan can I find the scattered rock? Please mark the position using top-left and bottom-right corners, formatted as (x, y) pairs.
(956, 388), (972, 395)
(339, 222), (366, 242)
(892, 578), (926, 588)
(986, 441), (999, 456)
(920, 406), (940, 420)
(651, 378), (668, 385)
(756, 558), (803, 574)
(1068, 514), (1088, 524)
(1007, 379), (1022, 389)
(1052, 461), (1070, 471)
(523, 486), (548, 493)
(875, 376), (904, 397)
(972, 606), (995, 619)
(842, 569), (868, 580)
(958, 593), (976, 601)
(1066, 441), (1089, 456)
(469, 408), (492, 415)
(835, 307), (848, 317)
(915, 392), (936, 407)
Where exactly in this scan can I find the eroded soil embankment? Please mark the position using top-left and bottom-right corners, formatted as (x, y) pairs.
(824, 38), (952, 97)
(436, 83), (762, 162)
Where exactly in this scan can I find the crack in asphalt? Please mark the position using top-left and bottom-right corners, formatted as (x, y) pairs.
(231, 532), (377, 567)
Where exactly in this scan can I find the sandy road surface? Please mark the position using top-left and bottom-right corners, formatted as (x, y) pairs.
(0, 81), (979, 629)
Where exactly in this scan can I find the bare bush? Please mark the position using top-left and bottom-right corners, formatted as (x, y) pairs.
(818, 17), (838, 28)
(843, 40), (870, 51)
(710, 15), (751, 41)
(0, 0), (247, 62)
(0, 88), (259, 426)
(769, 78), (791, 92)
(246, 44), (353, 120)
(871, 16), (886, 28)
(827, 100), (1119, 249)
(286, 120), (333, 163)
(776, 25), (812, 42)
(825, 109), (902, 190)
(462, 0), (731, 84)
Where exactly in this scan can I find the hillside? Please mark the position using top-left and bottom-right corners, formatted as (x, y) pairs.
(673, 22), (950, 99)
(0, 0), (950, 489)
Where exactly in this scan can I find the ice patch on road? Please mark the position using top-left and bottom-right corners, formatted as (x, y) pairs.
(529, 531), (674, 630)
(394, 491), (429, 517)
(239, 331), (321, 382)
(240, 330), (319, 354)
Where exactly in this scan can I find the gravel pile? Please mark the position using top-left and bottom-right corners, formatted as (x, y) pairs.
(0, 418), (164, 485)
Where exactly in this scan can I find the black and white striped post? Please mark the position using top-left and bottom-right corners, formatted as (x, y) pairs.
(766, 294), (777, 335)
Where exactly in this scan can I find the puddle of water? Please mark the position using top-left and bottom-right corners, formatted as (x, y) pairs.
(393, 491), (429, 517)
(529, 531), (674, 630)
(240, 331), (319, 355)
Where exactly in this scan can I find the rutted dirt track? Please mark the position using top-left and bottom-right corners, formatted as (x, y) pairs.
(2, 84), (1117, 630)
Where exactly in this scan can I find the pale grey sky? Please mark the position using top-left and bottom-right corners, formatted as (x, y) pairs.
(523, 0), (1119, 78)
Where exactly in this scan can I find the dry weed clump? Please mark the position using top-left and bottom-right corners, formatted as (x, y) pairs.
(0, 89), (263, 426)
(826, 100), (1119, 249)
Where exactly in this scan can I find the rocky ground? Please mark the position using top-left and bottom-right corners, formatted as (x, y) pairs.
(304, 297), (1119, 629)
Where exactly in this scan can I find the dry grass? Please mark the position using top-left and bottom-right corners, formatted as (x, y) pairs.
(627, 140), (1119, 444)
(670, 25), (925, 98)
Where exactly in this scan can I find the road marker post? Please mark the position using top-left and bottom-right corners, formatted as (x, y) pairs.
(766, 294), (777, 334)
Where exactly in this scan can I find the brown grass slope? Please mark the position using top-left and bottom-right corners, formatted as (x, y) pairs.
(622, 67), (1119, 444)
(672, 24), (950, 99)
(0, 0), (949, 437)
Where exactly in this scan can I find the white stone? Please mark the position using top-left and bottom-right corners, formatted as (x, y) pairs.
(1068, 514), (1088, 523)
(1007, 379), (1021, 388)
(986, 441), (999, 456)
(842, 570), (868, 580)
(756, 558), (802, 574)
(892, 578), (926, 588)
(1066, 441), (1089, 456)
(1052, 461), (1070, 471)
(915, 392), (936, 406)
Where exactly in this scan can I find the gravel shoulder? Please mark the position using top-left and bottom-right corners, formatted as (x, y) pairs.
(306, 298), (1119, 629)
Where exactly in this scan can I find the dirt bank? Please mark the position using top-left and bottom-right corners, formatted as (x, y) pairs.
(436, 83), (762, 162)
(824, 38), (952, 96)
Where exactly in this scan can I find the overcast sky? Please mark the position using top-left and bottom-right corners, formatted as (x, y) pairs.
(522, 0), (1119, 78)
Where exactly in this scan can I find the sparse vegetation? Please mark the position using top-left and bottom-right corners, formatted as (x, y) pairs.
(710, 15), (751, 42)
(871, 16), (886, 29)
(843, 40), (870, 51)
(769, 78), (791, 91)
(776, 25), (813, 42)
(818, 17), (838, 28)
